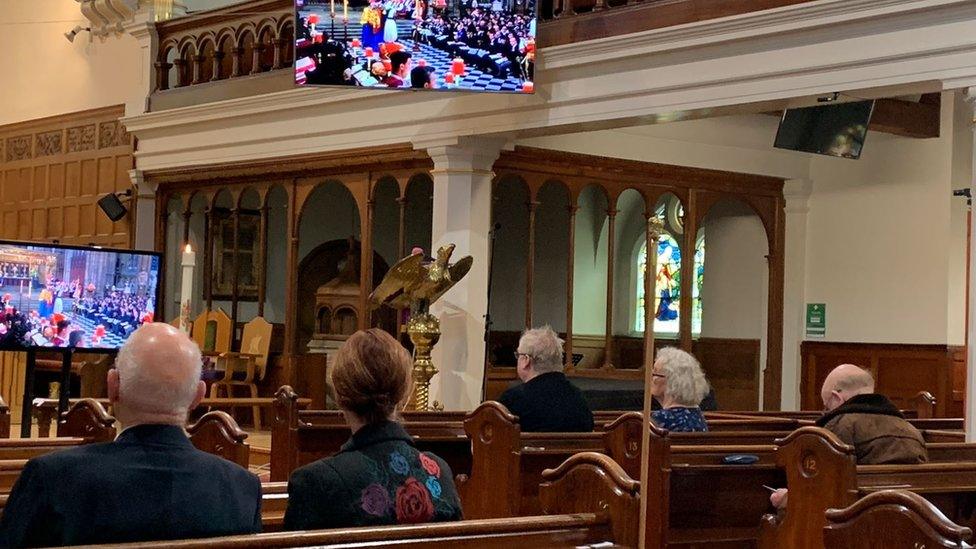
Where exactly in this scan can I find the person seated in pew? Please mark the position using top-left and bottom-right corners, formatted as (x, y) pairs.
(649, 347), (711, 432)
(284, 329), (462, 529)
(0, 323), (262, 548)
(770, 363), (928, 510)
(498, 326), (594, 432)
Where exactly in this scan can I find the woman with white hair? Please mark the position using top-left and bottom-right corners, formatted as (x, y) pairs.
(650, 347), (710, 432)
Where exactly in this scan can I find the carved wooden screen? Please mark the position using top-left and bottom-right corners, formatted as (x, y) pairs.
(0, 105), (135, 419)
(0, 105), (134, 248)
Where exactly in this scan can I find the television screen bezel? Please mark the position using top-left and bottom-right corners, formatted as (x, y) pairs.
(773, 99), (876, 160)
(292, 0), (538, 94)
(0, 239), (164, 354)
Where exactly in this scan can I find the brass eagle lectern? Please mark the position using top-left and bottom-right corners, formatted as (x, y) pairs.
(368, 244), (473, 411)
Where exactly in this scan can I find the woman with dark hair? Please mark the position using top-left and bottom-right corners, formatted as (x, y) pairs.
(283, 329), (462, 529)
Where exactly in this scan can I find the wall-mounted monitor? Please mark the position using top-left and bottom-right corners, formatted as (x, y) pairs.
(0, 241), (161, 352)
(294, 0), (536, 93)
(774, 100), (875, 159)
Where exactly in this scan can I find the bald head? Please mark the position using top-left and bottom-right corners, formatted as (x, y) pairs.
(109, 323), (204, 427)
(821, 364), (874, 412)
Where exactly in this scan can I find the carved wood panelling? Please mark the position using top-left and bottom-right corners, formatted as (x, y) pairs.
(35, 131), (63, 157)
(0, 105), (133, 248)
(5, 136), (31, 162)
(98, 121), (130, 149)
(67, 124), (97, 153)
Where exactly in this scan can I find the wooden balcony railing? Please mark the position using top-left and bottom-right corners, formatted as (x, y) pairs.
(154, 0), (294, 93)
(147, 0), (818, 108)
(537, 0), (818, 47)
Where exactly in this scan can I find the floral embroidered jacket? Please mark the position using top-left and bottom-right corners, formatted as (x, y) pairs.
(283, 420), (463, 530)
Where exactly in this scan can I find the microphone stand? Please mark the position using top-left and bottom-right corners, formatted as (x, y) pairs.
(480, 222), (500, 402)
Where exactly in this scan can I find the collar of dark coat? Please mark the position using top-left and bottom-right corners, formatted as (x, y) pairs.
(115, 423), (194, 448)
(340, 420), (415, 453)
(816, 393), (904, 427)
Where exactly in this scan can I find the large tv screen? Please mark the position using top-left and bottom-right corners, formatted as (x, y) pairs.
(773, 100), (875, 159)
(294, 0), (536, 93)
(0, 241), (161, 351)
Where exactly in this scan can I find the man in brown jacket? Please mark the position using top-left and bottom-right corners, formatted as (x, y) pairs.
(770, 363), (927, 508)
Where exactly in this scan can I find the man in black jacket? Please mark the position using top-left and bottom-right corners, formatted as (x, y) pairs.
(498, 326), (594, 432)
(0, 323), (262, 548)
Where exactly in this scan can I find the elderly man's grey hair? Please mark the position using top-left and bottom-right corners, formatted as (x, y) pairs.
(115, 323), (202, 424)
(656, 347), (710, 406)
(518, 326), (564, 374)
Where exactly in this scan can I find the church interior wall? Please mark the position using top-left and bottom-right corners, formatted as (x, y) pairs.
(0, 1), (144, 127)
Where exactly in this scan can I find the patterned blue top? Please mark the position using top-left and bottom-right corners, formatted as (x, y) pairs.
(651, 407), (708, 432)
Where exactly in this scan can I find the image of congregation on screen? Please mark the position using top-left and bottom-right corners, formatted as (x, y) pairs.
(294, 0), (536, 93)
(0, 241), (161, 351)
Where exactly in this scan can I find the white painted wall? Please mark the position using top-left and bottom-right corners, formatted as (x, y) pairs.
(0, 1), (145, 126)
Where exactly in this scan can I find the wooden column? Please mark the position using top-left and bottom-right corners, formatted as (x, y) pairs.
(360, 190), (375, 330)
(273, 38), (286, 70)
(564, 204), (577, 371)
(638, 216), (666, 549)
(257, 203), (269, 317)
(764, 196), (786, 410)
(230, 206), (241, 332)
(191, 54), (205, 85)
(283, 181), (299, 358)
(643, 215), (662, 370)
(397, 195), (407, 257)
(211, 51), (225, 81)
(172, 59), (187, 87)
(251, 44), (264, 75)
(204, 205), (214, 311)
(181, 205), (192, 246)
(525, 199), (538, 329)
(679, 192), (696, 352)
(230, 47), (244, 77)
(154, 61), (172, 91)
(603, 208), (617, 369)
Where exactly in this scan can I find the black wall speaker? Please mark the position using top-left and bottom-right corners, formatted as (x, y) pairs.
(97, 193), (128, 222)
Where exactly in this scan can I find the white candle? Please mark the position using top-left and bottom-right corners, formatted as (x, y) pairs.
(179, 243), (196, 333)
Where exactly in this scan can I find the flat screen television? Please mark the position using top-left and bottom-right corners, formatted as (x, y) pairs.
(294, 0), (536, 93)
(773, 100), (875, 159)
(0, 241), (162, 352)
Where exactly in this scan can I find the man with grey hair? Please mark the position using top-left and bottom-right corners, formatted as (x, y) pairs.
(1, 323), (262, 547)
(498, 326), (593, 432)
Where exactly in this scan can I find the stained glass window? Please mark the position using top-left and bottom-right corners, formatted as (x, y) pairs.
(635, 233), (704, 335)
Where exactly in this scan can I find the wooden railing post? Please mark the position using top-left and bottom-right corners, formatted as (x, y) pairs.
(154, 61), (172, 91)
(251, 43), (265, 74)
(231, 47), (244, 77)
(171, 58), (187, 87)
(211, 50), (225, 81)
(273, 38), (287, 70)
(191, 53), (205, 85)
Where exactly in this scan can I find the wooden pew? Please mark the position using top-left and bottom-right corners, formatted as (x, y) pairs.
(62, 451), (639, 548)
(56, 399), (252, 468)
(757, 426), (976, 549)
(33, 395), (313, 437)
(260, 481), (288, 531)
(0, 395), (9, 438)
(270, 386), (809, 482)
(823, 489), (974, 548)
(77, 514), (630, 548)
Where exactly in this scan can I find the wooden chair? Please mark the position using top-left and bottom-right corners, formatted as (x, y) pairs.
(209, 317), (273, 429)
(190, 309), (233, 355)
(824, 489), (973, 548)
